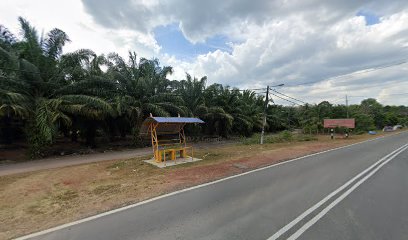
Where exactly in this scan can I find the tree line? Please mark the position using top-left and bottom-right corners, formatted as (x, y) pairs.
(1, 18), (407, 157)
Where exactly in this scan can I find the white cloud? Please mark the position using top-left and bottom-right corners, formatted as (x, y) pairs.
(163, 9), (408, 105)
(1, 0), (408, 105)
(0, 0), (160, 58)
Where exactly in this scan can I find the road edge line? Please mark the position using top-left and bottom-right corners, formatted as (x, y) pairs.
(288, 144), (408, 240)
(267, 142), (408, 240)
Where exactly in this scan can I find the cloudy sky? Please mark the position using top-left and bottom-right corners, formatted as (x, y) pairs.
(1, 0), (408, 105)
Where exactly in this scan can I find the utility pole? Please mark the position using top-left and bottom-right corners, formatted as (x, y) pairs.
(345, 94), (350, 138)
(287, 109), (290, 130)
(260, 85), (269, 144)
(346, 94), (349, 118)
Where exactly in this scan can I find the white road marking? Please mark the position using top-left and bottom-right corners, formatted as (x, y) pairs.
(267, 142), (408, 240)
(287, 144), (408, 240)
(16, 132), (406, 240)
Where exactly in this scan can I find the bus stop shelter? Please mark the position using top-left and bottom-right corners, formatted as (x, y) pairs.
(140, 116), (204, 167)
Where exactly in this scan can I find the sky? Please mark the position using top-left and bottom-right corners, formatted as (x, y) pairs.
(1, 0), (408, 106)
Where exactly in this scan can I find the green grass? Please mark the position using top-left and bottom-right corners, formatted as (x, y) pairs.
(242, 131), (317, 145)
(107, 161), (128, 170)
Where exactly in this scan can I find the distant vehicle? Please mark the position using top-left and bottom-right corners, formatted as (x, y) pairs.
(383, 126), (394, 132)
(393, 125), (403, 130)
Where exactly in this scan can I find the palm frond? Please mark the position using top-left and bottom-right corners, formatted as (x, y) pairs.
(60, 94), (115, 118)
(156, 102), (187, 116)
(60, 49), (95, 67)
(0, 25), (17, 45)
(18, 17), (39, 46)
(0, 104), (30, 118)
(143, 103), (170, 117)
(148, 93), (184, 105)
(43, 28), (70, 60)
(55, 77), (117, 98)
(34, 98), (57, 143)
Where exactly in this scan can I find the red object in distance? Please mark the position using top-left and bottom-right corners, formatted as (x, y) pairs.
(324, 119), (355, 128)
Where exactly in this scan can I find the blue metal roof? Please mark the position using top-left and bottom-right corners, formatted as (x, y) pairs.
(139, 117), (204, 135)
(151, 117), (204, 124)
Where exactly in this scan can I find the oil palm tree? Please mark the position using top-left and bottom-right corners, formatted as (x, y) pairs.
(106, 52), (187, 143)
(0, 17), (114, 155)
(174, 73), (207, 116)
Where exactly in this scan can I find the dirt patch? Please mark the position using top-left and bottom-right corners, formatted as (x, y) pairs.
(0, 131), (402, 239)
(92, 184), (122, 195)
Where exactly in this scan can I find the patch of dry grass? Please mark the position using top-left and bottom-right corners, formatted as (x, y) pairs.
(0, 131), (402, 239)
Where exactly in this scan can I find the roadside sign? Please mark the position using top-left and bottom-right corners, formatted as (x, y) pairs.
(324, 119), (355, 128)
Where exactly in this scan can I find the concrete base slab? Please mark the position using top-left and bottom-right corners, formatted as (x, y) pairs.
(144, 157), (202, 168)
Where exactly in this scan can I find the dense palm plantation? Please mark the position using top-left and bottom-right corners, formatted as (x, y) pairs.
(1, 19), (407, 158)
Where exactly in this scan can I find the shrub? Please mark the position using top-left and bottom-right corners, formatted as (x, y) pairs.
(278, 130), (293, 142)
(241, 131), (316, 145)
(296, 134), (317, 141)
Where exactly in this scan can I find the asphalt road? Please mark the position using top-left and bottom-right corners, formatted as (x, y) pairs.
(19, 132), (408, 240)
(297, 145), (408, 240)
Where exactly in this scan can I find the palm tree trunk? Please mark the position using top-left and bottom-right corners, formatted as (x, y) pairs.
(132, 117), (144, 147)
(1, 116), (13, 144)
(85, 121), (97, 148)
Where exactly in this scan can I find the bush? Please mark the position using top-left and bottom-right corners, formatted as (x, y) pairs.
(241, 133), (261, 145)
(296, 134), (317, 141)
(241, 131), (316, 145)
(278, 130), (293, 142)
(25, 122), (51, 159)
(241, 133), (279, 145)
(354, 130), (366, 135)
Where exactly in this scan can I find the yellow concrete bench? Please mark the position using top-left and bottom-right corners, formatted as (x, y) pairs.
(156, 146), (192, 162)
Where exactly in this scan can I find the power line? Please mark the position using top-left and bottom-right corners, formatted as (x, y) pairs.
(348, 95), (367, 98)
(346, 92), (408, 98)
(383, 92), (408, 96)
(270, 89), (308, 104)
(2, 66), (407, 102)
(235, 84), (284, 92)
(235, 88), (266, 91)
(286, 59), (408, 88)
(269, 92), (301, 105)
